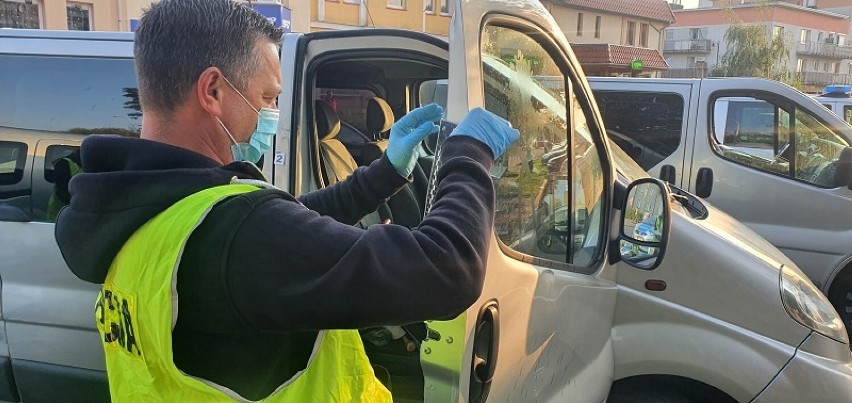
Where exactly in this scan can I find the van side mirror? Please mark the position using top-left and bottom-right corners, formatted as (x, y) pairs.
(619, 178), (671, 270)
(835, 147), (852, 189)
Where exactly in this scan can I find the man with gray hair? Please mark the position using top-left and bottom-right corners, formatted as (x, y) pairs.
(55, 0), (518, 401)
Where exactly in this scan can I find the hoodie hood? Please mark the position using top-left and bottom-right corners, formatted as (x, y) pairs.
(55, 135), (264, 284)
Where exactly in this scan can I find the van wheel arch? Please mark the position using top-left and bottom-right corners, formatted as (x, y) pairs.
(608, 375), (736, 403)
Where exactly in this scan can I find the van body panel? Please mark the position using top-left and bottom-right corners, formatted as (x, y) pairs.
(753, 333), (852, 402)
(691, 79), (852, 290)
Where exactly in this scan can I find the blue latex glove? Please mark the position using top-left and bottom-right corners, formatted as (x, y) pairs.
(449, 108), (520, 159)
(387, 103), (444, 177)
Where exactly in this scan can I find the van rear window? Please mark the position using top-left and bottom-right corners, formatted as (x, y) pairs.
(593, 91), (684, 171)
(0, 55), (140, 137)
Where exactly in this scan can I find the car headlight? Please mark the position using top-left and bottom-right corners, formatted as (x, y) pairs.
(780, 265), (849, 344)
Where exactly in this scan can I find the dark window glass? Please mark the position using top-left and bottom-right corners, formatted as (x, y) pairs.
(66, 4), (91, 31)
(0, 141), (26, 186)
(0, 1), (40, 29)
(0, 55), (141, 137)
(594, 91), (684, 171)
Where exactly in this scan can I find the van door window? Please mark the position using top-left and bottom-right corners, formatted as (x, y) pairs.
(712, 96), (850, 187)
(0, 55), (140, 137)
(593, 91), (684, 171)
(482, 24), (605, 268)
(0, 141), (26, 186)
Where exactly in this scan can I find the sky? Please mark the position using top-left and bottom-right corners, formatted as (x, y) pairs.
(682, 0), (700, 8)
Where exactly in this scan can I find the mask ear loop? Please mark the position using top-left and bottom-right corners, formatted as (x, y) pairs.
(216, 117), (241, 147)
(222, 76), (261, 115)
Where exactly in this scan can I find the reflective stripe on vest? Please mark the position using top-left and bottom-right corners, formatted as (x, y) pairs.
(97, 184), (391, 402)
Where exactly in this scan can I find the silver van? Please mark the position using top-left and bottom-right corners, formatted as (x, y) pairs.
(2, 1), (852, 401)
(589, 76), (852, 342)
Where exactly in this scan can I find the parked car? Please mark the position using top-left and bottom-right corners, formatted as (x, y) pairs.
(2, 2), (852, 402)
(812, 84), (852, 126)
(589, 76), (852, 343)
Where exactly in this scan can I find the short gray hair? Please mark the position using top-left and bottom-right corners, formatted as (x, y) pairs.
(134, 0), (283, 115)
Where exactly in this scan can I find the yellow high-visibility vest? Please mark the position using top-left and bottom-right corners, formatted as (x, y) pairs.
(96, 184), (391, 402)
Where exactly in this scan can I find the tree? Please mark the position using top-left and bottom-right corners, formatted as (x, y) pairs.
(717, 23), (791, 83)
(712, 0), (798, 87)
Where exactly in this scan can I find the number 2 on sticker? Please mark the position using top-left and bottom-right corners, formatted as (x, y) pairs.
(274, 152), (285, 165)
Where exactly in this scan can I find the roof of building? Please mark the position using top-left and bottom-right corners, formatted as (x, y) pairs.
(571, 43), (669, 69)
(548, 0), (677, 24)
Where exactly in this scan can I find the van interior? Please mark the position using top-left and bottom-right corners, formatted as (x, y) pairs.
(308, 54), (448, 402)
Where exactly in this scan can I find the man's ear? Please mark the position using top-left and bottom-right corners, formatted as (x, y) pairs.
(197, 67), (225, 117)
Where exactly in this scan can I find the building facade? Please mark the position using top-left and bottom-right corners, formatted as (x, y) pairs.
(0, 0), (124, 31)
(311, 0), (450, 37)
(666, 0), (852, 91)
(0, 0), (303, 33)
(543, 0), (676, 77)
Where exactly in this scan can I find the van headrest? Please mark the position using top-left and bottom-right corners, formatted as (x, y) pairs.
(315, 100), (341, 140)
(366, 97), (394, 139)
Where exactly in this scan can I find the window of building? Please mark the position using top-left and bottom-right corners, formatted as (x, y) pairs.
(343, 0), (361, 4)
(824, 62), (830, 72)
(844, 106), (852, 126)
(593, 91), (684, 171)
(440, 0), (449, 15)
(66, 3), (91, 31)
(813, 60), (819, 71)
(817, 31), (824, 42)
(800, 29), (810, 44)
(665, 29), (673, 40)
(797, 59), (804, 72)
(839, 34), (846, 46)
(640, 23), (649, 47)
(626, 21), (636, 46)
(772, 26), (784, 38)
(576, 12), (583, 37)
(687, 56), (696, 66)
(387, 0), (404, 10)
(594, 16), (601, 39)
(0, 0), (40, 29)
(711, 96), (850, 188)
(481, 24), (606, 268)
(689, 27), (706, 40)
(424, 0), (433, 13)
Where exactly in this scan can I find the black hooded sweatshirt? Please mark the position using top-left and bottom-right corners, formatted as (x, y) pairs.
(55, 135), (495, 400)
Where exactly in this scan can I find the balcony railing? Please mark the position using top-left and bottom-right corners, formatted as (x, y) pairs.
(797, 41), (852, 60)
(798, 71), (852, 86)
(664, 39), (713, 54)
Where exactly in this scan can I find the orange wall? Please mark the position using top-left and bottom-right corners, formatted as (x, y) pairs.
(672, 6), (849, 32)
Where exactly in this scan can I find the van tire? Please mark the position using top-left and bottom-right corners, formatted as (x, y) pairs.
(608, 375), (736, 403)
(827, 268), (852, 340)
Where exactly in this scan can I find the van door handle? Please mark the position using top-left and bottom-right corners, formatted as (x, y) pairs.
(659, 165), (676, 185)
(469, 301), (499, 403)
(696, 167), (713, 198)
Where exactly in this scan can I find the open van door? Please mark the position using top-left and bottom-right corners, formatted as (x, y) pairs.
(424, 0), (618, 401)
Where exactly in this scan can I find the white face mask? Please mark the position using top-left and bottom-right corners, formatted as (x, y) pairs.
(216, 76), (279, 163)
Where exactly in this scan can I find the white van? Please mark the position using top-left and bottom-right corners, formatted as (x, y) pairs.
(588, 77), (852, 345)
(2, 1), (852, 402)
(812, 85), (852, 126)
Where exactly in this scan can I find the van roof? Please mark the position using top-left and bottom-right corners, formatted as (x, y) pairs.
(0, 28), (133, 41)
(0, 29), (133, 58)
